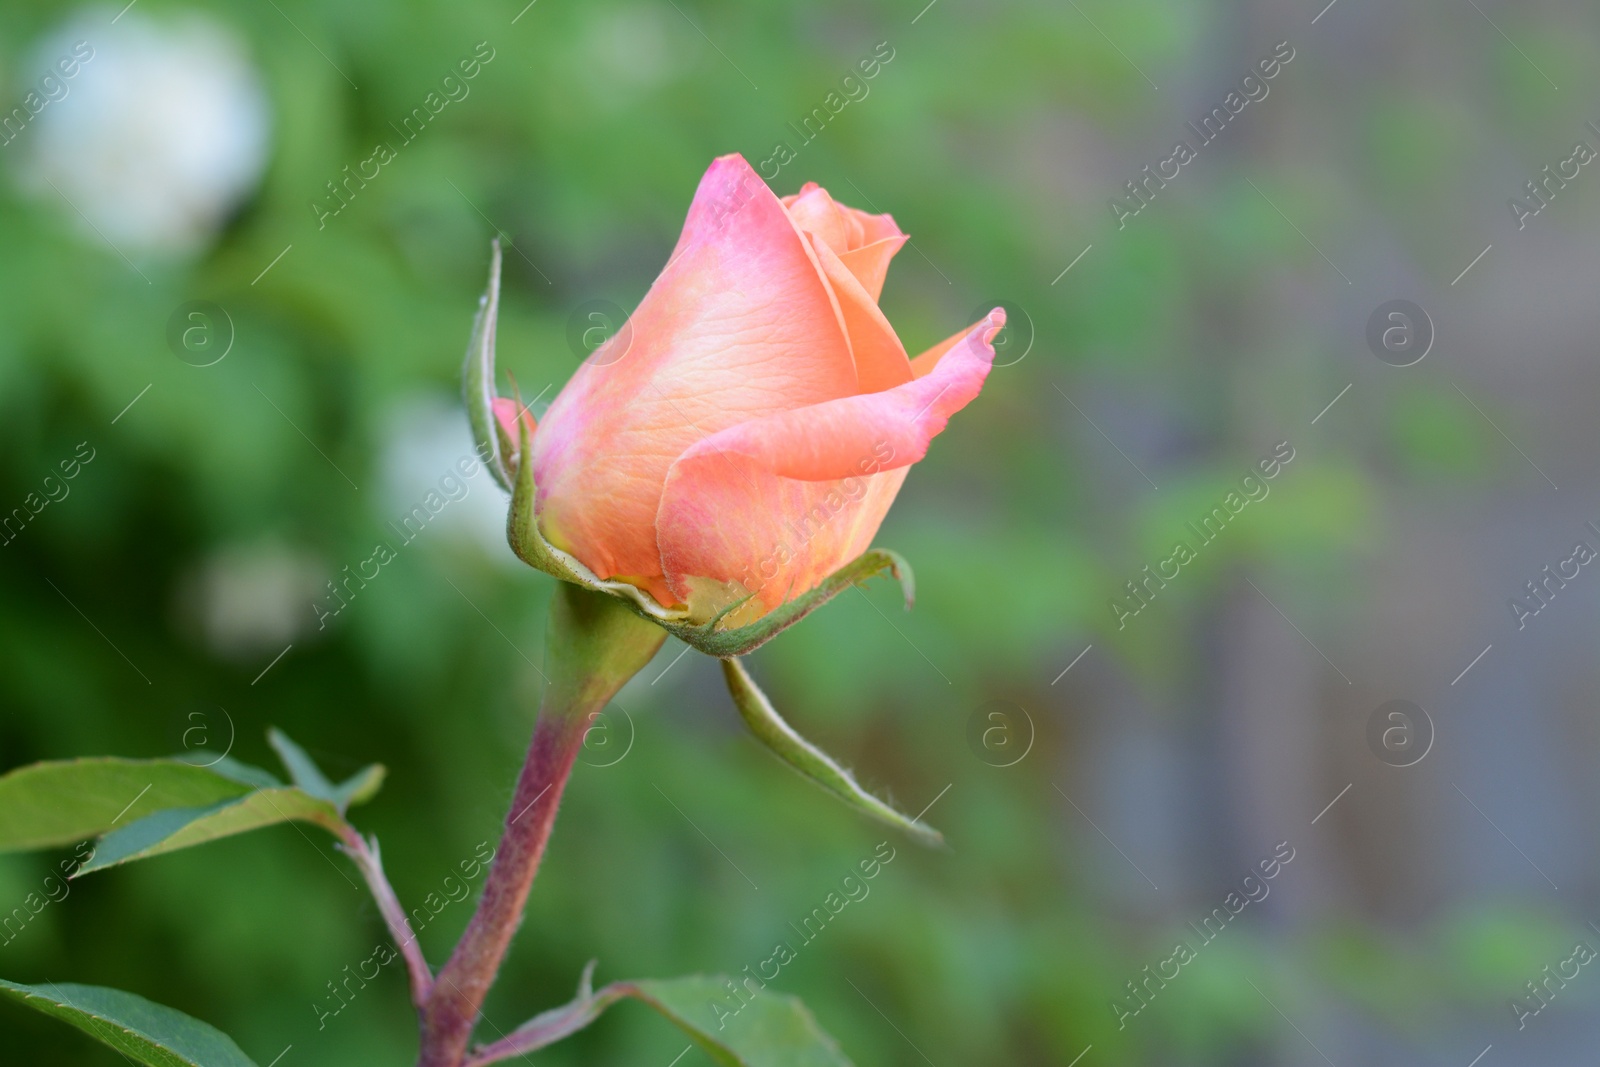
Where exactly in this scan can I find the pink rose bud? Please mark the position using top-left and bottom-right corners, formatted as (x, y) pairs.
(482, 153), (1002, 625)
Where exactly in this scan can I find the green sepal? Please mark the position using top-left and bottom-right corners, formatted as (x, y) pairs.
(468, 237), (664, 614)
(647, 548), (915, 658)
(721, 657), (942, 847)
(464, 239), (513, 492)
(508, 449), (916, 657)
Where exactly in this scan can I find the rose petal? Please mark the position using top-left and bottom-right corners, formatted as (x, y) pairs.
(783, 184), (904, 257)
(837, 234), (907, 302)
(531, 154), (859, 589)
(779, 181), (821, 205)
(780, 184), (907, 300)
(657, 311), (1003, 617)
(783, 186), (861, 253)
(806, 232), (913, 394)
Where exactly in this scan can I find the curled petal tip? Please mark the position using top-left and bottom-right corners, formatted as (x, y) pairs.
(982, 307), (1007, 347)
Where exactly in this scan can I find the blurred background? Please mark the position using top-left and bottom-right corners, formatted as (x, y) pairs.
(1, 0), (1597, 1063)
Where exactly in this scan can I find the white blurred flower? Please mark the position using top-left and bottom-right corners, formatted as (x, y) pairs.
(17, 8), (270, 256)
(179, 540), (325, 661)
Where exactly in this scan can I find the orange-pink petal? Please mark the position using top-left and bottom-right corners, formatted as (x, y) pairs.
(656, 311), (1004, 618)
(782, 184), (904, 258)
(530, 154), (860, 591)
(806, 232), (913, 394)
(837, 234), (907, 302)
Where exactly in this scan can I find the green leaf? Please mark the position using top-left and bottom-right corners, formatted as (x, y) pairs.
(329, 763), (387, 811)
(626, 976), (853, 1067)
(721, 658), (942, 847)
(267, 728), (336, 797)
(0, 978), (259, 1067)
(465, 970), (852, 1067)
(0, 758), (266, 853)
(76, 787), (349, 876)
(266, 727), (385, 813)
(0, 737), (381, 874)
(650, 548), (916, 658)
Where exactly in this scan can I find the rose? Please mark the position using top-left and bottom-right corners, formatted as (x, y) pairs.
(493, 153), (1002, 624)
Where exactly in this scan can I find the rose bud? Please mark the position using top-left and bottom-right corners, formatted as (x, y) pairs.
(465, 154), (998, 843)
(468, 153), (1002, 651)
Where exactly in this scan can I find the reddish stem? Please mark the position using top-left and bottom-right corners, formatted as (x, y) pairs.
(414, 583), (665, 1067)
(415, 708), (587, 1067)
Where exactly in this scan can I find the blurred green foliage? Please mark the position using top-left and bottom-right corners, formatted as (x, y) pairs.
(1, 0), (1593, 1063)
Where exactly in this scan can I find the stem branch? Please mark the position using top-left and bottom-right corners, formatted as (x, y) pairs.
(337, 829), (433, 1007)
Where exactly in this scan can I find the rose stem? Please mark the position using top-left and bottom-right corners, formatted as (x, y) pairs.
(415, 584), (665, 1067)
